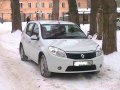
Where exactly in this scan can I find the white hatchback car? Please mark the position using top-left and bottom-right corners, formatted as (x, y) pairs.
(19, 20), (103, 77)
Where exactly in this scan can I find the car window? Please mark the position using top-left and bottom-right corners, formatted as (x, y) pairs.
(32, 24), (39, 36)
(26, 23), (34, 36)
(41, 24), (87, 39)
(41, 26), (49, 39)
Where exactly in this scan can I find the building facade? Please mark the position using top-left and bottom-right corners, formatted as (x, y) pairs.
(0, 0), (88, 21)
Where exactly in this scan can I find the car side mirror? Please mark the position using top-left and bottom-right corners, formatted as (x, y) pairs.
(31, 35), (39, 40)
(88, 35), (92, 39)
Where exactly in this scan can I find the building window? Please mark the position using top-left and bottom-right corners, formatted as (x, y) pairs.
(49, 3), (53, 8)
(78, 2), (80, 8)
(62, 2), (65, 8)
(87, 0), (91, 8)
(41, 2), (45, 8)
(20, 3), (23, 8)
(36, 3), (39, 8)
(28, 3), (32, 8)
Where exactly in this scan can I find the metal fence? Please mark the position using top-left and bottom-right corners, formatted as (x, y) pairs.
(0, 13), (90, 24)
(0, 13), (50, 22)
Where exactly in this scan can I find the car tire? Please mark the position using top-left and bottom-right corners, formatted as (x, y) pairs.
(39, 55), (52, 77)
(19, 45), (28, 61)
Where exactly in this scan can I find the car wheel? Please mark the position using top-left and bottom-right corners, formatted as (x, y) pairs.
(39, 55), (52, 77)
(19, 45), (27, 61)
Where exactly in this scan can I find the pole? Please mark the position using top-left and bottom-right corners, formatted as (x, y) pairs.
(63, 12), (64, 21)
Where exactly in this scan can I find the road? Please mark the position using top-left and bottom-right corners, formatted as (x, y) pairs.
(0, 30), (120, 90)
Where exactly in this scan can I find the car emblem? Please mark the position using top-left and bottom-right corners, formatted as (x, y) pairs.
(81, 54), (85, 59)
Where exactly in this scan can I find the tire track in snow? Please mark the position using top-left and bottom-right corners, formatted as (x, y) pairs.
(0, 44), (40, 90)
(0, 39), (65, 90)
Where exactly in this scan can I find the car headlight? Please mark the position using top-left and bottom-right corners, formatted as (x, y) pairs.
(96, 45), (103, 56)
(48, 46), (67, 58)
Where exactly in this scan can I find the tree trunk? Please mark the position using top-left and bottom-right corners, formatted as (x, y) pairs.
(102, 0), (117, 55)
(68, 0), (80, 26)
(96, 11), (103, 40)
(89, 0), (99, 35)
(11, 0), (22, 32)
(52, 0), (59, 20)
(96, 0), (103, 40)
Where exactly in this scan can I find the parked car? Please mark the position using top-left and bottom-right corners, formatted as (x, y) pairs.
(19, 20), (103, 77)
(117, 18), (120, 30)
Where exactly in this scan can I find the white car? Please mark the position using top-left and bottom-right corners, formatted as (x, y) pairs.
(19, 20), (103, 77)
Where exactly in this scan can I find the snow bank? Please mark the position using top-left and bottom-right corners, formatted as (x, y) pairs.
(0, 30), (22, 53)
(80, 24), (90, 35)
(0, 22), (26, 34)
(0, 22), (26, 52)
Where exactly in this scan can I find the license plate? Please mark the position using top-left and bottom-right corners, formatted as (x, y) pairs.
(74, 61), (93, 66)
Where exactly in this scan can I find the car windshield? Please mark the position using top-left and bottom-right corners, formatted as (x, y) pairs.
(41, 24), (87, 39)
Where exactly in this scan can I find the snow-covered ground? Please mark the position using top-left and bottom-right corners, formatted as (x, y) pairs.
(0, 22), (120, 90)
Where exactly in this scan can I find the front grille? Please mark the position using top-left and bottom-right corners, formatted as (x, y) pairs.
(66, 65), (96, 71)
(66, 52), (96, 59)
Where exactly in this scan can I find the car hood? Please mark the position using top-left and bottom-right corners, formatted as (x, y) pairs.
(43, 39), (98, 52)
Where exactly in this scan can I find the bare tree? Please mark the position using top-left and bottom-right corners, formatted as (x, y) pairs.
(89, 0), (99, 36)
(52, 0), (59, 20)
(11, 0), (22, 32)
(96, 8), (103, 40)
(68, 0), (80, 26)
(102, 0), (117, 55)
(96, 0), (103, 40)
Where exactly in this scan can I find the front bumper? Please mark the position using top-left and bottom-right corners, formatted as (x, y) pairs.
(45, 52), (103, 73)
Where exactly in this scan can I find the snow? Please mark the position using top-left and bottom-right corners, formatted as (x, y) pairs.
(78, 8), (91, 14)
(78, 8), (120, 14)
(0, 22), (120, 90)
(117, 8), (120, 13)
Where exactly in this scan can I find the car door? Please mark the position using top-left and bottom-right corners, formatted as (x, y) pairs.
(22, 23), (35, 58)
(28, 23), (41, 63)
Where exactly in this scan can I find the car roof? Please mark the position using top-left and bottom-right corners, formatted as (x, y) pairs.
(30, 20), (75, 25)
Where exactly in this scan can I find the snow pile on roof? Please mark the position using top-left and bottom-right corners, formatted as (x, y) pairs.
(78, 8), (91, 12)
(78, 8), (91, 14)
(78, 8), (120, 14)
